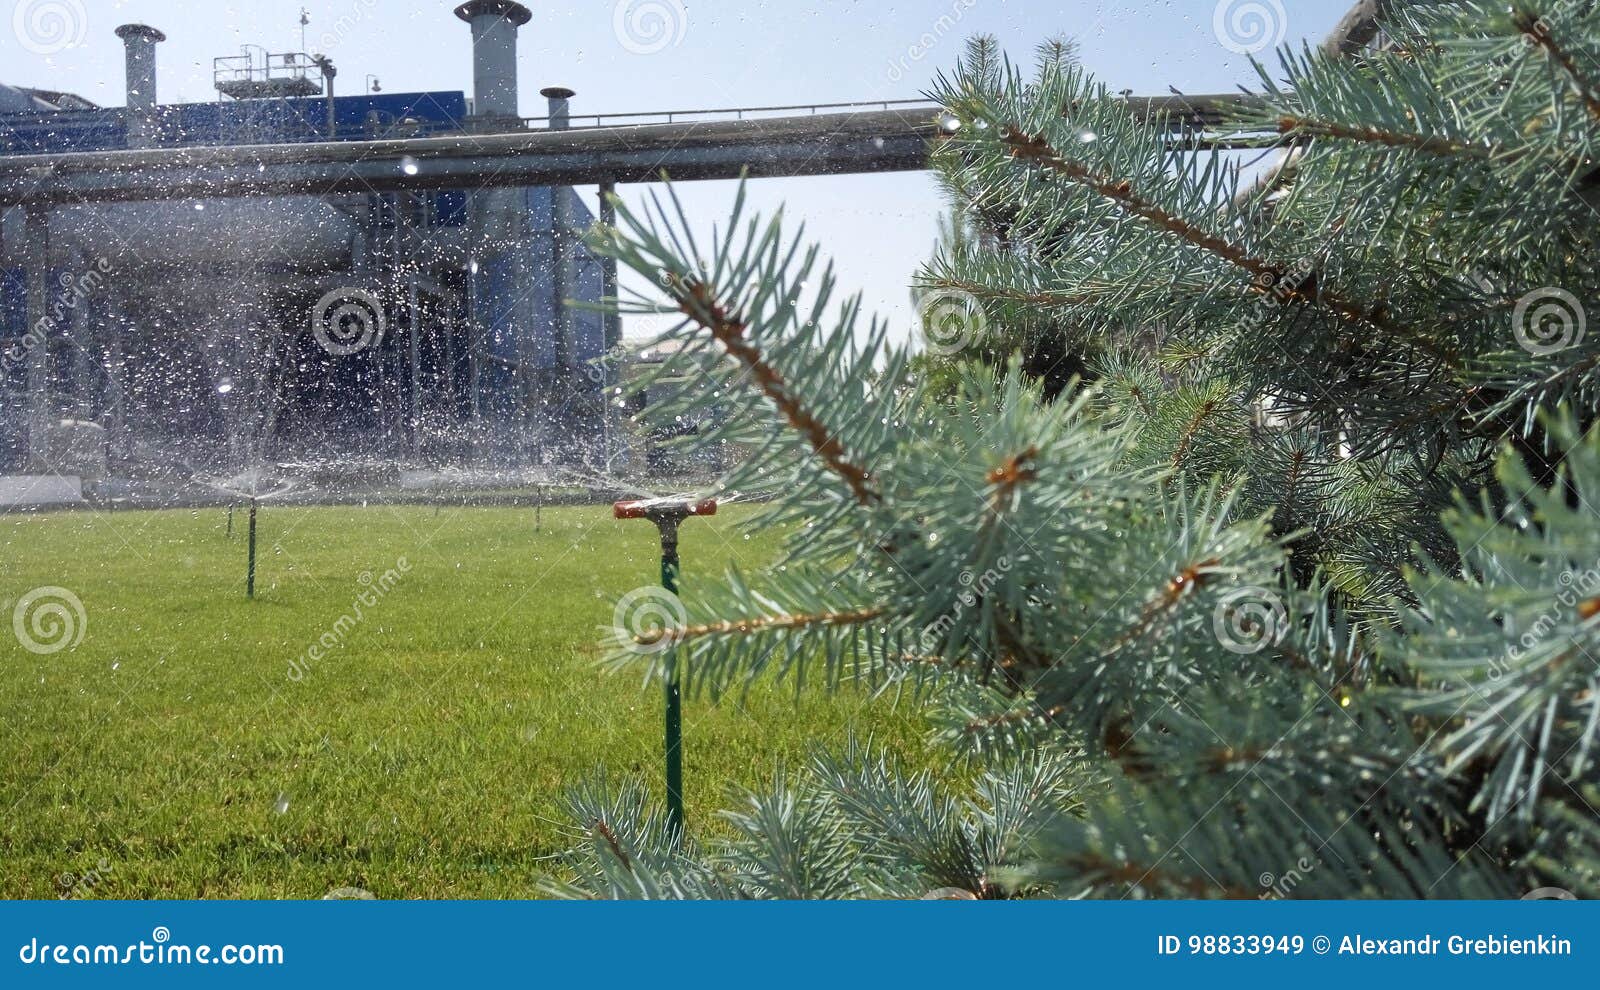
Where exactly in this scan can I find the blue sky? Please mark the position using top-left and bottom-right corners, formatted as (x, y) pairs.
(1, 0), (1350, 341)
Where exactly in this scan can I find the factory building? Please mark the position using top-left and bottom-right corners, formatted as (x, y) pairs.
(0, 1), (615, 487)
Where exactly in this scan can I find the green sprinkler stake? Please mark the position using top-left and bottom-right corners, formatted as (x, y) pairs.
(613, 496), (718, 845)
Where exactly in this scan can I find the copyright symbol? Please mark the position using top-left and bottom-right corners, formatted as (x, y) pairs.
(1312, 935), (1330, 954)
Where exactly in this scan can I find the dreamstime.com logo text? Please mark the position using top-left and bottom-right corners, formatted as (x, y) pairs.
(920, 557), (1012, 650)
(287, 558), (411, 681)
(885, 0), (980, 83)
(1259, 855), (1321, 900)
(2, 258), (115, 376)
(18, 927), (284, 967)
(312, 0), (380, 52)
(1491, 557), (1600, 679)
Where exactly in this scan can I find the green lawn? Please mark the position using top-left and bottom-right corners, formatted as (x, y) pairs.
(0, 502), (927, 898)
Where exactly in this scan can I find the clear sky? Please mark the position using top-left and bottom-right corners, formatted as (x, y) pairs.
(1, 0), (1351, 342)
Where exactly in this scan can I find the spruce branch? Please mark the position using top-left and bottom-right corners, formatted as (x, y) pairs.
(671, 275), (881, 506)
(998, 127), (1454, 363)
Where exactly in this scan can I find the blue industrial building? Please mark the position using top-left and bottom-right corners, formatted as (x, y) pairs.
(0, 1), (612, 482)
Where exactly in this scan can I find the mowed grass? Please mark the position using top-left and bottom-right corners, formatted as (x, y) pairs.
(0, 503), (929, 898)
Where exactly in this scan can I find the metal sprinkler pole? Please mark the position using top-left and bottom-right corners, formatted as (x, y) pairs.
(613, 497), (718, 846)
(227, 502), (234, 538)
(246, 497), (259, 598)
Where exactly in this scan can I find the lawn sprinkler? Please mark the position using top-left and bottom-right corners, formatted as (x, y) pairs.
(613, 496), (718, 845)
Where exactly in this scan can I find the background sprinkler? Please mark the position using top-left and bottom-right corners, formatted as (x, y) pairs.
(613, 496), (718, 845)
(246, 497), (259, 598)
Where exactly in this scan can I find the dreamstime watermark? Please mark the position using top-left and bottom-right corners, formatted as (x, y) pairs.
(286, 558), (410, 681)
(885, 0), (979, 84)
(1212, 0), (1287, 56)
(12, 0), (86, 55)
(587, 341), (631, 385)
(17, 927), (284, 967)
(920, 557), (1012, 650)
(918, 288), (988, 355)
(55, 858), (114, 901)
(1211, 585), (1287, 655)
(310, 288), (386, 357)
(311, 0), (379, 53)
(1238, 255), (1315, 334)
(1512, 287), (1586, 356)
(10, 586), (87, 655)
(1522, 886), (1577, 900)
(612, 585), (687, 655)
(1259, 855), (1320, 900)
(612, 0), (688, 56)
(1492, 558), (1600, 680)
(2, 258), (115, 377)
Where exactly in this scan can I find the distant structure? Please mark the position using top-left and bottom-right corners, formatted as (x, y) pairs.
(0, 1), (613, 478)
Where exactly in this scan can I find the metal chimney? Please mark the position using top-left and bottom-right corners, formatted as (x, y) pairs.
(540, 87), (574, 130)
(455, 1), (532, 121)
(115, 23), (165, 148)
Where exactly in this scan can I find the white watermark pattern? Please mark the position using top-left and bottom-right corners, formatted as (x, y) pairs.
(2, 258), (114, 376)
(1258, 855), (1320, 900)
(312, 0), (380, 53)
(1212, 0), (1287, 56)
(612, 0), (688, 56)
(921, 558), (1011, 650)
(1512, 287), (1586, 355)
(56, 857), (114, 900)
(613, 585), (686, 655)
(12, 0), (86, 55)
(1211, 585), (1287, 655)
(1522, 886), (1577, 900)
(885, 0), (980, 84)
(287, 559), (410, 681)
(311, 288), (387, 357)
(1492, 558), (1600, 680)
(918, 288), (987, 355)
(11, 586), (87, 655)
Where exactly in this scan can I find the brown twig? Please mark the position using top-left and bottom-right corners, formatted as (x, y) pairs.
(591, 820), (632, 872)
(1001, 128), (1458, 366)
(1519, 11), (1600, 122)
(964, 704), (1067, 735)
(634, 605), (887, 648)
(675, 278), (881, 506)
(1275, 114), (1492, 158)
